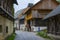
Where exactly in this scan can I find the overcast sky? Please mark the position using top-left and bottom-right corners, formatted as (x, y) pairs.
(14, 0), (40, 13)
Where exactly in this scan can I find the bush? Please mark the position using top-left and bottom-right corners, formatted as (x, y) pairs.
(6, 34), (16, 40)
(37, 30), (53, 40)
(37, 31), (47, 38)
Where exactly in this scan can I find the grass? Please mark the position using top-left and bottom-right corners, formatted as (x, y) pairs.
(7, 33), (16, 40)
(37, 30), (54, 40)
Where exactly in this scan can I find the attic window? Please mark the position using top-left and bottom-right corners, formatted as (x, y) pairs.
(0, 25), (2, 33)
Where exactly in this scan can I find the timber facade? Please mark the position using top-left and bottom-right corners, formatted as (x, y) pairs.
(44, 5), (60, 36)
(0, 0), (18, 40)
(47, 16), (60, 35)
(25, 0), (59, 31)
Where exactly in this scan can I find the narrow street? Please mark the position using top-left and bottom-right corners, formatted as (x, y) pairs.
(14, 31), (45, 40)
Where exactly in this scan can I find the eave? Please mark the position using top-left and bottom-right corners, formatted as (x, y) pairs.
(43, 5), (60, 20)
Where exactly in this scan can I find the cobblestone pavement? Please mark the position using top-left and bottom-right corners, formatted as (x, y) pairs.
(14, 31), (45, 40)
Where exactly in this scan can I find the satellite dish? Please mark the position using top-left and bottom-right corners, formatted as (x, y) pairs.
(56, 0), (60, 3)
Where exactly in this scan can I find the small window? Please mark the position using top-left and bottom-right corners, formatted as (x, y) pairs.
(0, 25), (2, 33)
(6, 26), (8, 33)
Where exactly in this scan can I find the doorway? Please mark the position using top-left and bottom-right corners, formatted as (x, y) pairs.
(27, 20), (31, 31)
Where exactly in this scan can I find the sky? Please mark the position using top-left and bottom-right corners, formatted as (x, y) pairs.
(14, 0), (40, 13)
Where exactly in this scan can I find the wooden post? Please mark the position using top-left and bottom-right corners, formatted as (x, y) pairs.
(19, 20), (20, 30)
(55, 16), (58, 35)
(47, 20), (49, 33)
(49, 19), (52, 34)
(53, 17), (56, 35)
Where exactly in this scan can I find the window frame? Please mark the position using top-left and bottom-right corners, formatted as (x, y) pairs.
(6, 26), (8, 33)
(0, 25), (2, 33)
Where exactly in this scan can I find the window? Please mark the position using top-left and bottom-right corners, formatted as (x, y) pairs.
(0, 25), (2, 33)
(6, 26), (8, 33)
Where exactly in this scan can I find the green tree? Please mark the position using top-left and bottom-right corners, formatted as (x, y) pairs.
(56, 0), (60, 3)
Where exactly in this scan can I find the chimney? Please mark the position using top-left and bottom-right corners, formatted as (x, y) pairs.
(28, 3), (33, 7)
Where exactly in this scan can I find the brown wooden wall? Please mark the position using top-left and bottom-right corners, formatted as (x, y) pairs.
(47, 15), (60, 35)
(32, 0), (59, 10)
(32, 10), (41, 18)
(31, 10), (52, 18)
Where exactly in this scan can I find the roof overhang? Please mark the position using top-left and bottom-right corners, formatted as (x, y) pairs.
(43, 5), (60, 20)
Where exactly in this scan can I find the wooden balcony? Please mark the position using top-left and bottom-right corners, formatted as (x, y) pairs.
(0, 1), (14, 21)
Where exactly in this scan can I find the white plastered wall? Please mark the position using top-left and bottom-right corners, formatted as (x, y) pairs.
(31, 26), (47, 31)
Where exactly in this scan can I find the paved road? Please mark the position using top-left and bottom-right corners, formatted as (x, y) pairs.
(14, 31), (45, 40)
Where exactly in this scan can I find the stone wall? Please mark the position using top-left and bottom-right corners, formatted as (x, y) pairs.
(0, 16), (13, 40)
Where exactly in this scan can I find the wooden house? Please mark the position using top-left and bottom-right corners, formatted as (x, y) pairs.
(14, 9), (24, 30)
(43, 5), (60, 38)
(17, 7), (30, 31)
(19, 15), (26, 31)
(0, 0), (18, 40)
(25, 0), (59, 31)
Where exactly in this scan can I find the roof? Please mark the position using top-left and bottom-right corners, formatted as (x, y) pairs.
(20, 15), (26, 19)
(31, 0), (60, 9)
(22, 7), (30, 14)
(24, 0), (59, 15)
(43, 5), (60, 20)
(14, 9), (24, 18)
(18, 7), (30, 18)
(14, 7), (29, 20)
(32, 0), (59, 9)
